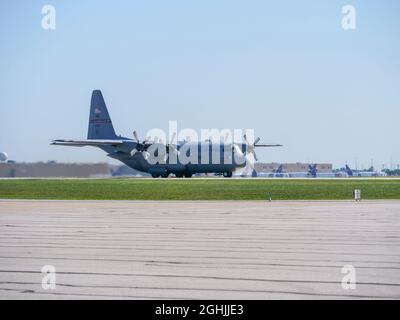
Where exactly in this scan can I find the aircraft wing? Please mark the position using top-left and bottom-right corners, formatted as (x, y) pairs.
(255, 144), (283, 147)
(51, 139), (126, 147)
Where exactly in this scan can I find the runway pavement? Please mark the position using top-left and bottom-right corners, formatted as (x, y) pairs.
(0, 200), (399, 299)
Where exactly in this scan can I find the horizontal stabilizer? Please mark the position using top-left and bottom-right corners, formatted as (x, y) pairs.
(51, 139), (125, 147)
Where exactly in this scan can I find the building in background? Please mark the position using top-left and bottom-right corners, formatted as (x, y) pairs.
(0, 162), (111, 178)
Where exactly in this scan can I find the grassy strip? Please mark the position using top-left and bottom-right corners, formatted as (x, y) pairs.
(0, 179), (399, 200)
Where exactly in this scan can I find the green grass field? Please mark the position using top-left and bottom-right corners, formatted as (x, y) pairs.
(0, 178), (399, 200)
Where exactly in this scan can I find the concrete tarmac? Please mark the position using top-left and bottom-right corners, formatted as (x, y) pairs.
(0, 200), (399, 299)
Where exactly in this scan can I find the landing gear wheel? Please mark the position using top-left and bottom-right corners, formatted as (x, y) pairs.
(175, 173), (184, 178)
(223, 171), (233, 178)
(184, 173), (193, 178)
(151, 174), (160, 178)
(161, 173), (170, 178)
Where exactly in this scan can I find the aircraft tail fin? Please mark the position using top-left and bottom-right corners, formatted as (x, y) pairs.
(308, 164), (317, 177)
(87, 90), (118, 139)
(345, 164), (353, 176)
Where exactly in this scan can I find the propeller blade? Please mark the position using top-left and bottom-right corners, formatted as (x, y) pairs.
(133, 131), (140, 143)
(253, 137), (260, 146)
(243, 153), (256, 176)
(166, 132), (180, 157)
(170, 132), (177, 144)
(169, 145), (180, 156)
(254, 151), (258, 162)
(143, 136), (151, 144)
(143, 151), (150, 160)
(232, 144), (244, 157)
(247, 153), (256, 166)
(224, 132), (230, 143)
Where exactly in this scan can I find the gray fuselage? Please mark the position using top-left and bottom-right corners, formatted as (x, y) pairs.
(100, 140), (247, 177)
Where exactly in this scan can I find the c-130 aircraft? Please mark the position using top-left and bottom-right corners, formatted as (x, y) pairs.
(52, 90), (282, 178)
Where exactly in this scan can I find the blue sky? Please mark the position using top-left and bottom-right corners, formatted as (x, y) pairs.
(0, 0), (399, 169)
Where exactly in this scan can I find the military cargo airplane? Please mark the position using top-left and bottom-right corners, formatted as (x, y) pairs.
(52, 90), (282, 178)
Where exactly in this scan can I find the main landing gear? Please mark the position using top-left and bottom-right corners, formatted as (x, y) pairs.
(151, 173), (170, 178)
(152, 172), (192, 178)
(223, 171), (233, 178)
(174, 173), (192, 178)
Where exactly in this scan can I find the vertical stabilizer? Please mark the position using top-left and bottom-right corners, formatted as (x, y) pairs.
(87, 90), (117, 139)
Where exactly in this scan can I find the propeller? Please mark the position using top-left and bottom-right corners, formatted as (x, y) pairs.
(243, 134), (260, 161)
(133, 131), (151, 145)
(240, 135), (282, 176)
(164, 132), (180, 162)
(131, 130), (151, 156)
(132, 130), (181, 163)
